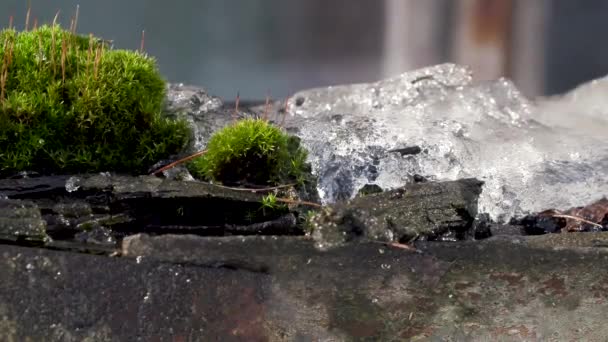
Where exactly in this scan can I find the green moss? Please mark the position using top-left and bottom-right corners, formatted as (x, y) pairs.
(0, 25), (190, 175)
(188, 118), (308, 186)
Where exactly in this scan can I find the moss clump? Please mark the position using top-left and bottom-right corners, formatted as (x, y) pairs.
(188, 118), (308, 186)
(0, 25), (190, 175)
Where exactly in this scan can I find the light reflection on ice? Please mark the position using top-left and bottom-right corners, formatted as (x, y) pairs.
(288, 63), (608, 222)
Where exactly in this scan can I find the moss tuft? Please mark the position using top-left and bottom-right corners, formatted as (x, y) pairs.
(188, 118), (308, 186)
(0, 25), (190, 175)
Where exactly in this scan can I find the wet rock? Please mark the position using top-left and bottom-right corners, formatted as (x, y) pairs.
(0, 174), (316, 249)
(0, 199), (47, 242)
(388, 145), (423, 156)
(0, 174), (71, 198)
(5, 232), (608, 340)
(413, 174), (428, 183)
(470, 213), (525, 238)
(356, 183), (383, 197)
(309, 178), (483, 250)
(0, 243), (275, 341)
(74, 226), (116, 246)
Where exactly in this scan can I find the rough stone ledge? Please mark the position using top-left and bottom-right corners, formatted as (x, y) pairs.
(2, 232), (608, 340)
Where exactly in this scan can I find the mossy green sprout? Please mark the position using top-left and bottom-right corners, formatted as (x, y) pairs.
(0, 24), (190, 175)
(188, 117), (308, 186)
(260, 193), (288, 216)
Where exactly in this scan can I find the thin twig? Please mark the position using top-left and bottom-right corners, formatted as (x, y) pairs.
(150, 149), (207, 175)
(387, 241), (417, 251)
(551, 214), (603, 229)
(368, 240), (417, 251)
(211, 182), (297, 193)
(276, 197), (322, 208)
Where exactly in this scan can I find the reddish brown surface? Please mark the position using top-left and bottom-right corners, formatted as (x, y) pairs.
(471, 0), (513, 44)
(538, 198), (608, 232)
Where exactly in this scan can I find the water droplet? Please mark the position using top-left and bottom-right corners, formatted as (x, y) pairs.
(135, 256), (143, 264)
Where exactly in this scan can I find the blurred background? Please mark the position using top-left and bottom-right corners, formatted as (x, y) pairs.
(1, 0), (607, 100)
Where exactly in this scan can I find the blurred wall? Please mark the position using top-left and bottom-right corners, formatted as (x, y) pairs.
(1, 0), (608, 99)
(545, 0), (608, 95)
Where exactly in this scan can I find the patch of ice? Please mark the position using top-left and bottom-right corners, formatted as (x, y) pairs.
(288, 63), (608, 222)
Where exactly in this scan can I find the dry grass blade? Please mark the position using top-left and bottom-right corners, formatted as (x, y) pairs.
(150, 149), (208, 175)
(369, 240), (418, 251)
(276, 197), (322, 208)
(386, 242), (417, 251)
(551, 214), (603, 229)
(211, 182), (297, 193)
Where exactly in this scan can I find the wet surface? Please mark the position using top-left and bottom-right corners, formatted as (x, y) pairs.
(4, 233), (608, 340)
